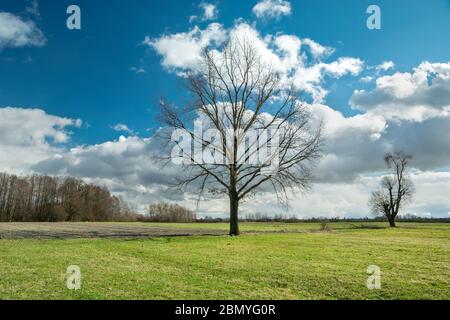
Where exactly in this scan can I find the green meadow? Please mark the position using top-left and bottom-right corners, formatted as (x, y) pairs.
(0, 222), (448, 300)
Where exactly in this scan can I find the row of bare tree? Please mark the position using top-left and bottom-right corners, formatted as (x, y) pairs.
(0, 173), (136, 222)
(142, 202), (197, 222)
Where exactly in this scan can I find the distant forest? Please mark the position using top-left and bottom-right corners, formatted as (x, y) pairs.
(0, 173), (136, 222)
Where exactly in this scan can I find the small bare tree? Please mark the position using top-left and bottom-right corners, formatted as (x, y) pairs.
(369, 152), (415, 227)
(158, 37), (322, 235)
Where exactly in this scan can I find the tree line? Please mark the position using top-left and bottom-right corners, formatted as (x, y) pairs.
(0, 173), (136, 222)
(139, 202), (197, 223)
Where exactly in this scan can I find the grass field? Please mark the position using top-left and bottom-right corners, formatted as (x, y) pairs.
(0, 222), (448, 300)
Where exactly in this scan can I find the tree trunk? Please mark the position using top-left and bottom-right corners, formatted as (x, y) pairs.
(229, 192), (239, 236)
(388, 215), (396, 227)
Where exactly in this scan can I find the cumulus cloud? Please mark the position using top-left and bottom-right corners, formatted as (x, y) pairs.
(351, 61), (450, 122)
(144, 23), (227, 71)
(302, 38), (334, 60)
(0, 107), (81, 173)
(360, 76), (374, 83)
(18, 96), (448, 218)
(3, 103), (447, 218)
(376, 60), (395, 72)
(112, 124), (134, 134)
(384, 116), (450, 170)
(295, 57), (364, 102)
(31, 115), (367, 216)
(307, 103), (388, 182)
(307, 100), (450, 185)
(410, 171), (450, 216)
(201, 3), (218, 20)
(305, 93), (450, 184)
(190, 2), (218, 23)
(0, 12), (46, 50)
(32, 134), (187, 212)
(252, 0), (292, 20)
(147, 22), (363, 103)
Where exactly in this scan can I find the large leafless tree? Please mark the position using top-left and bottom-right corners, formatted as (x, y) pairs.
(369, 152), (415, 227)
(159, 37), (322, 235)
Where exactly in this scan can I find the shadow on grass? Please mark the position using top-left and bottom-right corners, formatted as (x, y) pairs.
(349, 224), (388, 230)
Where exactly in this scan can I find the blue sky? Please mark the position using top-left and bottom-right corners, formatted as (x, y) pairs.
(1, 0), (449, 217)
(1, 0), (450, 145)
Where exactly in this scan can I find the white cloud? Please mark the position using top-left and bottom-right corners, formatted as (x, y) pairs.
(0, 12), (46, 50)
(200, 2), (218, 21)
(147, 22), (363, 103)
(129, 66), (146, 74)
(0, 107), (81, 173)
(310, 101), (450, 184)
(112, 124), (134, 134)
(190, 2), (218, 23)
(361, 76), (374, 83)
(308, 103), (389, 182)
(311, 103), (386, 139)
(410, 171), (450, 216)
(302, 38), (334, 59)
(237, 23), (364, 103)
(321, 57), (364, 77)
(242, 177), (377, 218)
(252, 0), (292, 20)
(351, 61), (450, 122)
(33, 134), (186, 212)
(293, 57), (364, 102)
(144, 23), (227, 71)
(2, 105), (447, 218)
(376, 60), (395, 72)
(30, 117), (378, 217)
